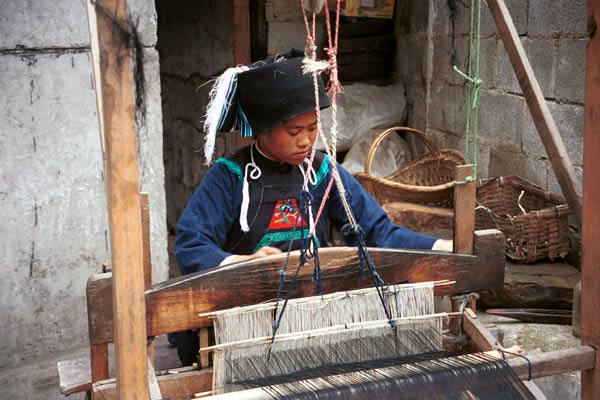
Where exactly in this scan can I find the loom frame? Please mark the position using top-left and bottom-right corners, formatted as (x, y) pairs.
(57, 0), (599, 398)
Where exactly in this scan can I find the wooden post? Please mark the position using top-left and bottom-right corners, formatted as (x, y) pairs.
(233, 0), (252, 65)
(86, 1), (149, 398)
(232, 0), (253, 150)
(487, 0), (583, 228)
(581, 1), (600, 398)
(141, 193), (155, 366)
(453, 165), (476, 255)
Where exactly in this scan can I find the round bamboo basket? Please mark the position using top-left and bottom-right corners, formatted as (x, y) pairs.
(354, 126), (465, 207)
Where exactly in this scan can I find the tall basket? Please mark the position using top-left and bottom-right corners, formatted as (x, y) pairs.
(354, 126), (465, 207)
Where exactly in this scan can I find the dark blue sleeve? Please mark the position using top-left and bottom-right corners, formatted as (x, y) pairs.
(327, 163), (438, 250)
(174, 164), (242, 274)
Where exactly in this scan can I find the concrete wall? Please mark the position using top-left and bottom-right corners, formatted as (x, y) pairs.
(0, 0), (167, 374)
(401, 0), (586, 194)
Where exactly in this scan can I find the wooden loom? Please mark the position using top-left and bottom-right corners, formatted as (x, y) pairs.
(57, 0), (600, 398)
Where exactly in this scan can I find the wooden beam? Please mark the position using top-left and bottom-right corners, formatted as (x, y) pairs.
(181, 347), (596, 400)
(508, 346), (596, 381)
(582, 1), (600, 398)
(463, 308), (502, 352)
(453, 165), (476, 255)
(88, 230), (505, 345)
(486, 0), (583, 227)
(233, 0), (251, 64)
(382, 202), (454, 232)
(85, 0), (148, 398)
(93, 368), (213, 400)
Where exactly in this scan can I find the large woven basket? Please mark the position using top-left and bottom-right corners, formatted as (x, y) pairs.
(476, 176), (571, 263)
(354, 126), (465, 207)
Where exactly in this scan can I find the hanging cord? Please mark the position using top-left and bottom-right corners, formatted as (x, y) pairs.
(303, 0), (395, 329)
(453, 0), (481, 185)
(499, 349), (533, 381)
(271, 190), (320, 340)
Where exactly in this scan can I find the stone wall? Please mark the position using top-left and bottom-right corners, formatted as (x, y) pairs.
(404, 0), (586, 193)
(0, 0), (167, 370)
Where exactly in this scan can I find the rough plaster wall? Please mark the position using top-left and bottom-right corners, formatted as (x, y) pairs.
(0, 0), (167, 370)
(420, 0), (585, 194)
(265, 0), (327, 56)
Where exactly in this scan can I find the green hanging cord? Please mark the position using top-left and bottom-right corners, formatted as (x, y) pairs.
(452, 0), (481, 185)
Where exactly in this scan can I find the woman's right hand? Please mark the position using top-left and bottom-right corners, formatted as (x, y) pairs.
(226, 246), (283, 265)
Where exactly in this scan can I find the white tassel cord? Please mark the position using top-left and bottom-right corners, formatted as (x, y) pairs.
(239, 144), (262, 232)
(204, 65), (249, 165)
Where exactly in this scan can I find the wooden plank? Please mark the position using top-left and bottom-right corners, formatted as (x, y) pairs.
(382, 202), (454, 231)
(88, 231), (504, 344)
(90, 343), (109, 383)
(337, 19), (394, 38)
(85, 0), (148, 397)
(185, 347), (594, 400)
(463, 308), (501, 352)
(508, 346), (596, 381)
(522, 381), (548, 400)
(141, 193), (152, 290)
(453, 165), (476, 255)
(58, 358), (92, 395)
(338, 61), (391, 82)
(93, 368), (213, 400)
(582, 1), (600, 398)
(338, 35), (395, 54)
(233, 0), (251, 65)
(147, 358), (162, 400)
(337, 52), (391, 66)
(141, 192), (155, 367)
(486, 0), (582, 227)
(199, 328), (210, 369)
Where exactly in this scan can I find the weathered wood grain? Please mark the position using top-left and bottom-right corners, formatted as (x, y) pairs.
(88, 230), (505, 345)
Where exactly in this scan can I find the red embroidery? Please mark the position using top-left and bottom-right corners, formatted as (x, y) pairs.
(267, 199), (307, 230)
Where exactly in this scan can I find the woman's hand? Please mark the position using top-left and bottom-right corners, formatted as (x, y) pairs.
(254, 246), (283, 257)
(432, 239), (453, 252)
(226, 246), (283, 264)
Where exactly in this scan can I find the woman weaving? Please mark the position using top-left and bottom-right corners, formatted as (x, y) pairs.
(175, 49), (452, 273)
(172, 49), (452, 364)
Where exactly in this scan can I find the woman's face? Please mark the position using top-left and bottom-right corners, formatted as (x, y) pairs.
(257, 111), (318, 165)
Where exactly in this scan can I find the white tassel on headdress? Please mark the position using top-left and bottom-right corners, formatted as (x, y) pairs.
(204, 65), (249, 165)
(301, 57), (329, 75)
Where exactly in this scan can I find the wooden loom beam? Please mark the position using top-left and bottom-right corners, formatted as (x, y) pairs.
(582, 0), (600, 398)
(453, 165), (476, 255)
(90, 345), (597, 399)
(486, 0), (583, 227)
(85, 0), (148, 397)
(86, 229), (505, 345)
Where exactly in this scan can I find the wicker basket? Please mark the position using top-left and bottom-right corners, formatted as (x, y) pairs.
(354, 126), (465, 207)
(476, 175), (571, 263)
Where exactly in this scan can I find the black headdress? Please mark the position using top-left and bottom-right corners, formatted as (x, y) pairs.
(204, 49), (331, 163)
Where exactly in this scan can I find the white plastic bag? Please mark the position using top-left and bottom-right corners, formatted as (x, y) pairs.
(317, 83), (407, 152)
